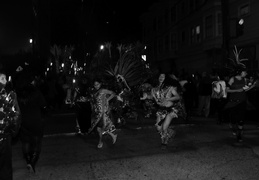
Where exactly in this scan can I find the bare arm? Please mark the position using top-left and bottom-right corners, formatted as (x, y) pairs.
(140, 92), (153, 100)
(165, 87), (180, 102)
(103, 89), (115, 101)
(226, 77), (244, 93)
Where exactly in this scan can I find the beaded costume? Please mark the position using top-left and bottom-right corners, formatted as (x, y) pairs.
(152, 85), (186, 144)
(88, 89), (115, 134)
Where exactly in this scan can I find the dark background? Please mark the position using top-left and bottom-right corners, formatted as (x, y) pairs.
(0, 0), (158, 55)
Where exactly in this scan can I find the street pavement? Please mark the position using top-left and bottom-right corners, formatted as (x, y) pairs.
(11, 108), (259, 180)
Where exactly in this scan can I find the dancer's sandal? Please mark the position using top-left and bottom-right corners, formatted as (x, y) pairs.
(97, 142), (103, 149)
(161, 143), (167, 150)
(112, 134), (117, 144)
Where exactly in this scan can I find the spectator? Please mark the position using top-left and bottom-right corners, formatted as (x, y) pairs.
(72, 77), (92, 135)
(15, 72), (47, 173)
(211, 75), (228, 124)
(196, 71), (212, 118)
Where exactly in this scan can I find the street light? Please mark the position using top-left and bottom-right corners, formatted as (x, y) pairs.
(236, 18), (244, 37)
(100, 45), (104, 51)
(29, 38), (34, 55)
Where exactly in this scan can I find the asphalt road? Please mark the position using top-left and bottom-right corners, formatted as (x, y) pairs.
(11, 110), (259, 180)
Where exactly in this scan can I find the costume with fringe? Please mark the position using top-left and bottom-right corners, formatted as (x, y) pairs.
(152, 85), (186, 144)
(88, 89), (115, 134)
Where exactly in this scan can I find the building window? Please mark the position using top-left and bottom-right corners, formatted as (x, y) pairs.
(181, 30), (186, 43)
(216, 12), (222, 36)
(158, 17), (163, 30)
(165, 10), (169, 26)
(154, 40), (157, 57)
(171, 6), (176, 23)
(239, 4), (250, 16)
(196, 25), (201, 42)
(190, 25), (201, 44)
(153, 18), (157, 31)
(195, 0), (200, 8)
(191, 27), (195, 44)
(165, 35), (169, 52)
(170, 32), (177, 50)
(158, 39), (163, 54)
(190, 0), (195, 12)
(205, 15), (213, 38)
(180, 2), (186, 17)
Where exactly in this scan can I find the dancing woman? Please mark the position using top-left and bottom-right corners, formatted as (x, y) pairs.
(88, 79), (117, 149)
(149, 73), (186, 149)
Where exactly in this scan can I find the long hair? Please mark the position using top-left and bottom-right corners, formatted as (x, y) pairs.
(155, 73), (183, 94)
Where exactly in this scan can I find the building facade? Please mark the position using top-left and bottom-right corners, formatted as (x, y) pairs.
(140, 0), (259, 75)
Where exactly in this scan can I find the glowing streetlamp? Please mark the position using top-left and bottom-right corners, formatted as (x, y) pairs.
(100, 45), (104, 51)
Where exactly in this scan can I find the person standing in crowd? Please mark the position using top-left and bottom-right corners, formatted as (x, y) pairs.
(72, 77), (92, 135)
(0, 70), (21, 180)
(211, 74), (227, 124)
(182, 74), (197, 118)
(196, 71), (212, 118)
(15, 73), (47, 173)
(143, 73), (186, 149)
(225, 68), (257, 143)
(88, 78), (117, 149)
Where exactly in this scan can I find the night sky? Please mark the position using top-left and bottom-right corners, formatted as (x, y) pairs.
(0, 0), (159, 55)
(0, 1), (33, 54)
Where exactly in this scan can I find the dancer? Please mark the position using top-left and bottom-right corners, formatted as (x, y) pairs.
(143, 73), (186, 149)
(225, 46), (257, 143)
(225, 68), (257, 143)
(88, 78), (117, 149)
(0, 70), (20, 180)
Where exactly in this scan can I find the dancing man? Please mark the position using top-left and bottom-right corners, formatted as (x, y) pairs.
(224, 46), (257, 144)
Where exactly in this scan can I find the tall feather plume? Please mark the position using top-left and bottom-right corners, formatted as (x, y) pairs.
(105, 48), (149, 88)
(228, 45), (248, 69)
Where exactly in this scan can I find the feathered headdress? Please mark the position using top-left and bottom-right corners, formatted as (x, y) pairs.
(228, 45), (248, 70)
(105, 49), (149, 91)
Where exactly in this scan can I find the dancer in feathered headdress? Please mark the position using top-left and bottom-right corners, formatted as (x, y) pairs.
(105, 45), (151, 125)
(106, 48), (149, 91)
(105, 44), (151, 107)
(225, 45), (257, 144)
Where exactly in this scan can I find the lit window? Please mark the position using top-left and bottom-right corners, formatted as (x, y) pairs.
(142, 55), (146, 61)
(196, 26), (200, 34)
(205, 15), (213, 38)
(240, 4), (250, 16)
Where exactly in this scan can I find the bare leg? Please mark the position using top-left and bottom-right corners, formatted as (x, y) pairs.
(155, 116), (162, 132)
(161, 113), (176, 147)
(162, 114), (174, 132)
(97, 127), (103, 148)
(107, 132), (117, 144)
